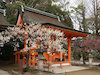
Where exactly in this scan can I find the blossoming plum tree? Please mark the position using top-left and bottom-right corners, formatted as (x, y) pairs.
(0, 23), (67, 69)
(0, 22), (66, 53)
(73, 37), (100, 64)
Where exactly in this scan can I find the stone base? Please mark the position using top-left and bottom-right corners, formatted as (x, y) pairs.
(37, 65), (88, 73)
(37, 60), (88, 73)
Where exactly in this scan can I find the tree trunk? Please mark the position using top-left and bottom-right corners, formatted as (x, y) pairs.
(83, 54), (86, 64)
(82, 51), (86, 64)
(26, 50), (30, 69)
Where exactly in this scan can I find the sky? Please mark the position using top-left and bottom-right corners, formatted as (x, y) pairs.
(62, 0), (93, 18)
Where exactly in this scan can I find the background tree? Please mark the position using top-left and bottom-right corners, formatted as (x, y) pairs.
(73, 38), (88, 64)
(0, 0), (6, 9)
(0, 0), (73, 28)
(73, 37), (100, 64)
(44, 4), (73, 28)
(92, 0), (100, 36)
(71, 3), (88, 32)
(6, 2), (25, 24)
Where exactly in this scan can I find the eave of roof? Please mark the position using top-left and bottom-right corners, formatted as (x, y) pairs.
(0, 24), (15, 32)
(42, 23), (90, 37)
(20, 5), (57, 19)
(0, 24), (15, 27)
(0, 9), (6, 16)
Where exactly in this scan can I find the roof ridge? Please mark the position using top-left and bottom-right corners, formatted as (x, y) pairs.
(0, 9), (6, 16)
(20, 5), (57, 19)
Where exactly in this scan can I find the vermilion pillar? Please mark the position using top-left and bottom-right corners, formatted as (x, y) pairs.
(32, 55), (35, 68)
(18, 54), (20, 64)
(49, 37), (52, 62)
(68, 37), (72, 64)
(23, 54), (25, 65)
(50, 37), (52, 54)
(15, 54), (17, 64)
(29, 55), (31, 67)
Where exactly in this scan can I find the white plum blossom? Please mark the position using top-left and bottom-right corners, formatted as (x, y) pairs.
(0, 23), (66, 53)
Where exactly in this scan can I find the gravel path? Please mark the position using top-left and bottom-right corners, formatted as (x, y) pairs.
(0, 69), (10, 75)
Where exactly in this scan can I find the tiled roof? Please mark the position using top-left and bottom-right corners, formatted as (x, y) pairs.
(21, 5), (57, 19)
(22, 10), (64, 26)
(20, 5), (65, 26)
(0, 9), (9, 25)
(19, 5), (89, 36)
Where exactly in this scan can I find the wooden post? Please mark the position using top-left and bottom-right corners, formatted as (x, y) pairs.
(24, 38), (27, 49)
(50, 37), (52, 54)
(32, 55), (35, 68)
(68, 37), (72, 64)
(60, 50), (62, 61)
(47, 37), (52, 68)
(15, 54), (17, 64)
(29, 55), (31, 67)
(49, 37), (52, 62)
(18, 54), (20, 64)
(23, 54), (25, 65)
